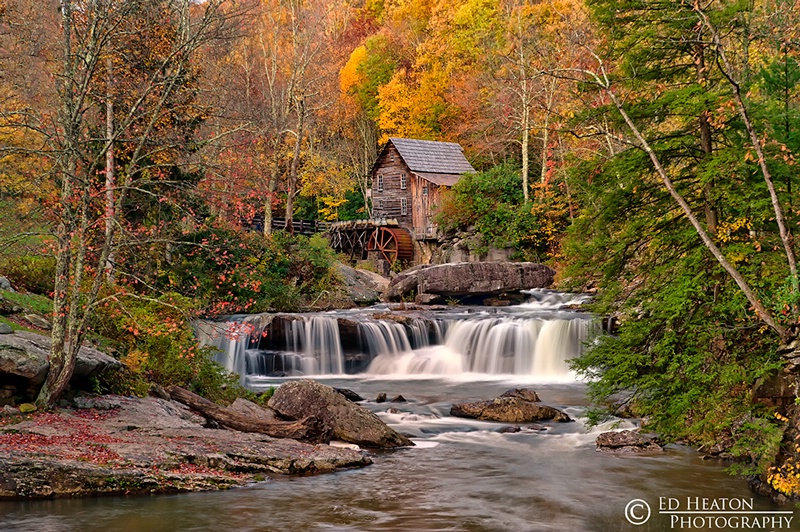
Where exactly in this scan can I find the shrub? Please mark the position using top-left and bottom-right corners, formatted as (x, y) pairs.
(163, 225), (340, 314)
(437, 163), (569, 260)
(0, 255), (56, 295)
(91, 292), (247, 403)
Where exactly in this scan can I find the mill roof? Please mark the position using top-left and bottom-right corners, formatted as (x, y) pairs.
(373, 138), (476, 176)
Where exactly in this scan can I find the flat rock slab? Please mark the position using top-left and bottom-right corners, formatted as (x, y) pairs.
(386, 262), (555, 302)
(269, 379), (413, 448)
(595, 430), (663, 453)
(0, 395), (371, 499)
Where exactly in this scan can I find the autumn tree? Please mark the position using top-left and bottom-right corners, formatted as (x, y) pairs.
(206, 0), (355, 232)
(0, 0), (232, 407)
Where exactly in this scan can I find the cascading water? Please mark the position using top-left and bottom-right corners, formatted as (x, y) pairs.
(196, 290), (598, 383)
(196, 315), (346, 384)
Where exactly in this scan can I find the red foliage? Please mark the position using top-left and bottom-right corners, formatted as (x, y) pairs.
(0, 409), (125, 465)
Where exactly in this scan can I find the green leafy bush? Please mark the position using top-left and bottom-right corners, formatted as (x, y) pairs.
(163, 225), (340, 314)
(436, 163), (569, 260)
(0, 255), (55, 295)
(91, 292), (246, 404)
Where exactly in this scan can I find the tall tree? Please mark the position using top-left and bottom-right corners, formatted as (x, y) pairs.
(0, 0), (231, 407)
(561, 0), (800, 450)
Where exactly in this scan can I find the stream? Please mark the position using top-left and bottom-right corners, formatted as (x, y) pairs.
(1, 292), (796, 531)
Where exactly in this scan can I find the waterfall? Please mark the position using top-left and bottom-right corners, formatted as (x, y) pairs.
(196, 291), (598, 382)
(289, 316), (344, 375)
(365, 316), (595, 378)
(196, 315), (345, 383)
(359, 321), (412, 357)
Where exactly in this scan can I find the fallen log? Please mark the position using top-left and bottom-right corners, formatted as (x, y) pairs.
(167, 386), (331, 444)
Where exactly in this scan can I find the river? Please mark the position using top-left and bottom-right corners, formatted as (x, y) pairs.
(0, 292), (795, 531)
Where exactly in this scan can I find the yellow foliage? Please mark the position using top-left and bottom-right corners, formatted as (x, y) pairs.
(767, 458), (800, 497)
(318, 196), (348, 221)
(299, 153), (353, 199)
(340, 45), (367, 95)
(121, 349), (149, 372)
(377, 65), (450, 142)
(716, 217), (752, 243)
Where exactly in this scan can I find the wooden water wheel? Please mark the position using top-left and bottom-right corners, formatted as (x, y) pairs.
(367, 227), (414, 265)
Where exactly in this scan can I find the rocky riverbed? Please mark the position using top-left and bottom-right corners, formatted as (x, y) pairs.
(0, 394), (371, 499)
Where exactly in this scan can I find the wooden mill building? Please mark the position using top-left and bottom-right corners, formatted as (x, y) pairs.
(329, 137), (475, 268)
(371, 137), (475, 240)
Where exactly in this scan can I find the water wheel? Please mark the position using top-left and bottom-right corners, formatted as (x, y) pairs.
(367, 227), (414, 265)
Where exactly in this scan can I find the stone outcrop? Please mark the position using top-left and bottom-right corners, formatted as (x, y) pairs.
(0, 277), (14, 292)
(385, 262), (555, 304)
(334, 262), (389, 306)
(450, 388), (570, 423)
(0, 331), (122, 400)
(0, 395), (371, 499)
(595, 430), (663, 453)
(499, 388), (541, 403)
(269, 379), (413, 448)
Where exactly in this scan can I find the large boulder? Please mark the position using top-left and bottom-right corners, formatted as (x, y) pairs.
(450, 396), (571, 423)
(595, 430), (663, 453)
(334, 262), (389, 306)
(0, 331), (122, 388)
(268, 379), (413, 448)
(385, 262), (555, 303)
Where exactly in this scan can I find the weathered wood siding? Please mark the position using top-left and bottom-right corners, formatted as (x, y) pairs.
(410, 175), (444, 239)
(371, 144), (413, 232)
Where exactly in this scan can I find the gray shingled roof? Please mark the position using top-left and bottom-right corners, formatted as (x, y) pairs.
(388, 138), (475, 175)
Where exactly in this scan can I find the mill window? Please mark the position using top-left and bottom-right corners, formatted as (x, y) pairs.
(377, 175), (383, 192)
(400, 173), (407, 190)
(401, 198), (408, 216)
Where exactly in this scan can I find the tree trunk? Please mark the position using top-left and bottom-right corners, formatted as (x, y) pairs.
(263, 145), (281, 236)
(285, 97), (305, 233)
(167, 386), (331, 443)
(104, 56), (115, 281)
(520, 84), (530, 203)
(695, 42), (717, 234)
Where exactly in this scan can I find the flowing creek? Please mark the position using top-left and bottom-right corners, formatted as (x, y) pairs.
(1, 291), (795, 531)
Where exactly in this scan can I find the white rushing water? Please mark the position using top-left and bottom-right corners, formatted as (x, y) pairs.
(197, 290), (599, 383)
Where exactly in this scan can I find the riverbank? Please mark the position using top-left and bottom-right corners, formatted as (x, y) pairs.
(4, 377), (784, 531)
(0, 394), (371, 499)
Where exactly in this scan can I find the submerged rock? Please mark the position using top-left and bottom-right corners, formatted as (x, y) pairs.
(269, 380), (413, 448)
(334, 388), (365, 402)
(595, 430), (663, 453)
(451, 397), (571, 423)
